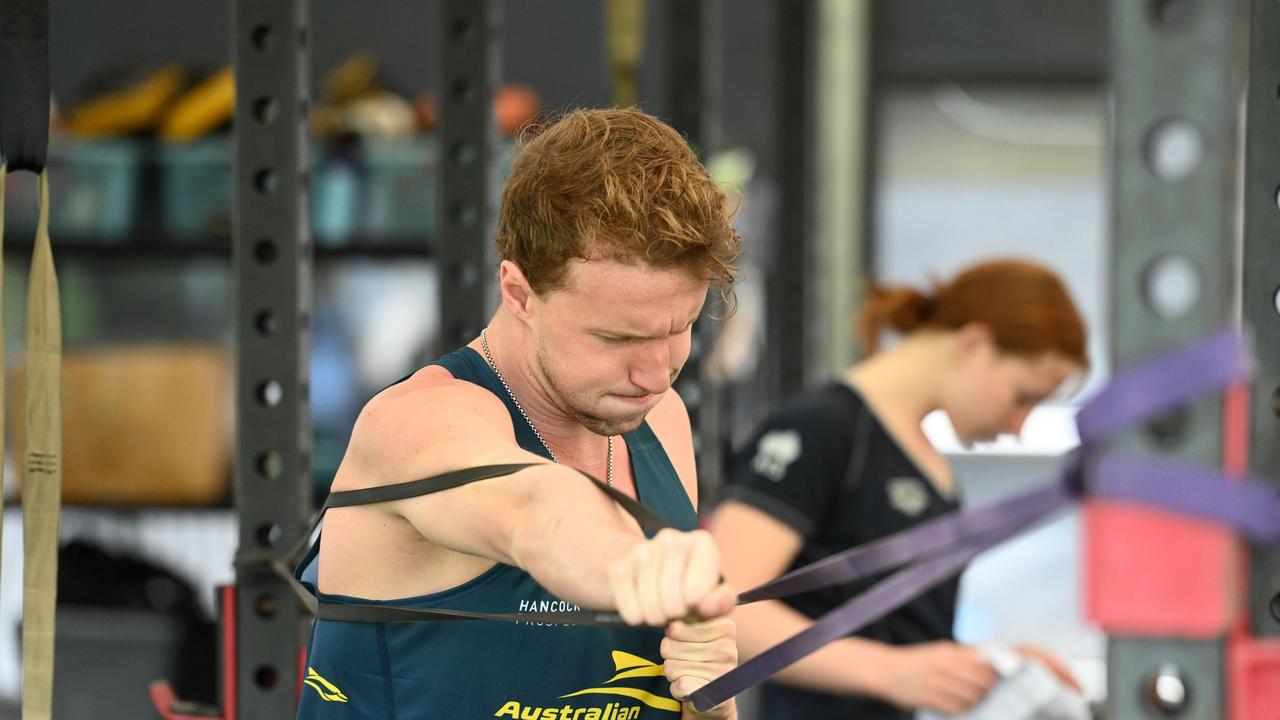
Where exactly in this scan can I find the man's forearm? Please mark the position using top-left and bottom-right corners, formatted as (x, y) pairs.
(507, 467), (647, 609)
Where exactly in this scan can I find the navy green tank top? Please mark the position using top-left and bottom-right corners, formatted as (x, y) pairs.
(296, 347), (699, 720)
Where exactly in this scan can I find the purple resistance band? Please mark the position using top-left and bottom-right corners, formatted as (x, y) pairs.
(734, 329), (1253, 608)
(691, 484), (1075, 708)
(689, 328), (1280, 712)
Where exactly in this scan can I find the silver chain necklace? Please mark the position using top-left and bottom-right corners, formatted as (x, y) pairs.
(480, 328), (614, 487)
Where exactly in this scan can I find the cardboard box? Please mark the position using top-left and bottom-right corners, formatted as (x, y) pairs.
(10, 345), (232, 505)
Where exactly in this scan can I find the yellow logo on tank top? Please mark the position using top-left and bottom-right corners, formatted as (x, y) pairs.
(304, 666), (349, 703)
(493, 650), (679, 718)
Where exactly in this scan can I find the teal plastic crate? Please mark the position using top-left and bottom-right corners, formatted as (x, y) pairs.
(162, 137), (359, 242)
(156, 134), (512, 246)
(359, 137), (514, 245)
(360, 137), (440, 242)
(3, 138), (141, 240)
(158, 137), (232, 238)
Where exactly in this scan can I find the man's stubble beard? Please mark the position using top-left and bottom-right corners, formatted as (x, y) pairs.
(534, 340), (648, 437)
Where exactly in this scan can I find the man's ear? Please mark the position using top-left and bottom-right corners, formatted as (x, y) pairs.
(498, 260), (537, 320)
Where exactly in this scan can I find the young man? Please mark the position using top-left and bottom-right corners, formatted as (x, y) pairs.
(296, 108), (744, 720)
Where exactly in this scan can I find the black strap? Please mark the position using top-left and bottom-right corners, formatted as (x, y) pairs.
(320, 462), (671, 539)
(315, 593), (628, 627)
(263, 462), (672, 626)
(324, 462), (542, 508)
(0, 0), (50, 171)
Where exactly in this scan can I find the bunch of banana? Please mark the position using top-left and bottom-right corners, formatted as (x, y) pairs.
(64, 65), (186, 137)
(159, 67), (235, 142)
(63, 64), (236, 142)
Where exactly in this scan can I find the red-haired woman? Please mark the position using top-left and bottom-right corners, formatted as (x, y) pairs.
(709, 259), (1088, 719)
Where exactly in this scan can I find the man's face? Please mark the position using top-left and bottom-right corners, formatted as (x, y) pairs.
(529, 258), (710, 435)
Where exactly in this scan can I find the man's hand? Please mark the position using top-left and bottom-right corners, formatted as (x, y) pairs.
(662, 615), (739, 720)
(608, 529), (734, 626)
(879, 641), (998, 715)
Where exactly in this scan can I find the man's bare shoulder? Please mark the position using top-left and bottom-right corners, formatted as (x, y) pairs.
(337, 365), (517, 490)
(370, 364), (486, 407)
(363, 364), (504, 425)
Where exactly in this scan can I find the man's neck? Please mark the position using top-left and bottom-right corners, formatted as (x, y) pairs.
(477, 313), (605, 458)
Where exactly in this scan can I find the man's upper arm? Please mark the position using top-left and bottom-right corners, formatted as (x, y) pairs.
(340, 377), (555, 564)
(647, 388), (699, 509)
